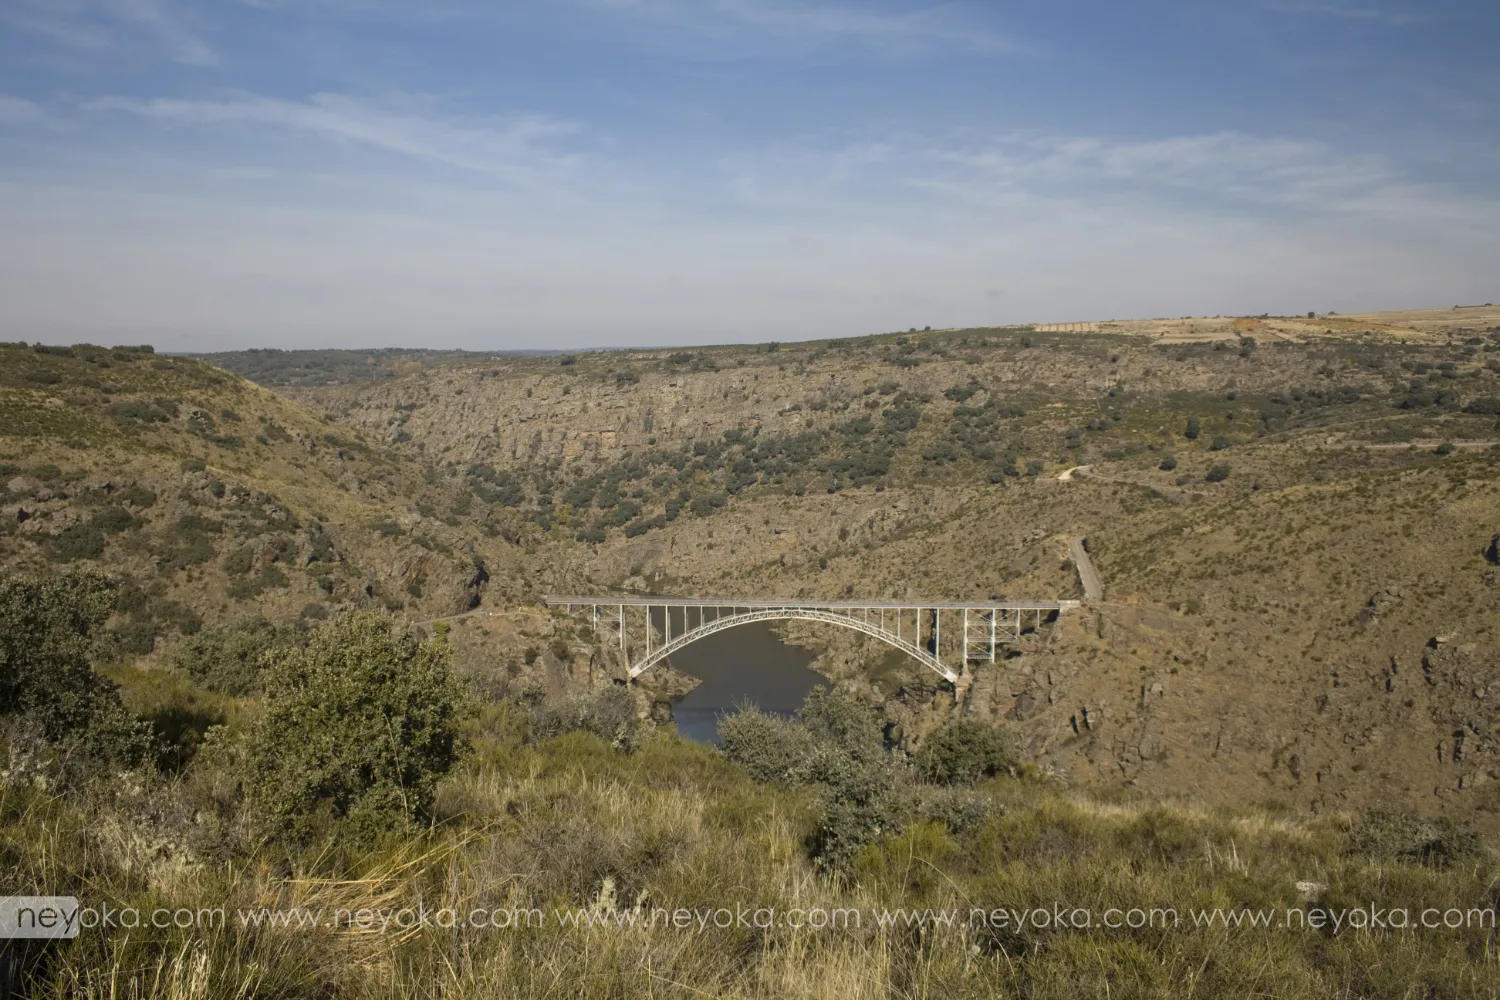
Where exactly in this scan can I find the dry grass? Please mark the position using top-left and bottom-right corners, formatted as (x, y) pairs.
(6, 716), (1500, 999)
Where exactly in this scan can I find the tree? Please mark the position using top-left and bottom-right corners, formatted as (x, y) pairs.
(243, 611), (472, 842)
(0, 569), (153, 782)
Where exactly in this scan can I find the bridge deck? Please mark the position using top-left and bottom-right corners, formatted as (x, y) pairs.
(546, 595), (1066, 611)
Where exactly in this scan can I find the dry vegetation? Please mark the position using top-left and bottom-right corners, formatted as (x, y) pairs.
(4, 305), (1500, 997)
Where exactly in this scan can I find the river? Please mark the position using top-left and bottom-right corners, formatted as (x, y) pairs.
(649, 610), (827, 743)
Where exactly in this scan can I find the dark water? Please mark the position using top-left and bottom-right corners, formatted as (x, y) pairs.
(650, 610), (825, 743)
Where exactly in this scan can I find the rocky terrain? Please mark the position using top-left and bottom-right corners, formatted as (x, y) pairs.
(6, 305), (1500, 828)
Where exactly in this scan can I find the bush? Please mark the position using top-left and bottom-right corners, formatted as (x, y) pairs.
(906, 784), (991, 833)
(108, 400), (172, 425)
(1185, 417), (1200, 440)
(242, 612), (471, 842)
(0, 569), (153, 783)
(1209, 436), (1230, 451)
(624, 515), (666, 538)
(529, 685), (639, 750)
(221, 546), (254, 576)
(1204, 464), (1231, 483)
(44, 523), (105, 562)
(90, 505), (139, 536)
(1463, 396), (1500, 415)
(1348, 810), (1483, 867)
(1159, 456), (1178, 471)
(117, 485), (157, 508)
(915, 718), (1019, 785)
(690, 494), (728, 517)
(111, 619), (160, 656)
(163, 615), (306, 696)
(718, 706), (815, 786)
(226, 566), (289, 600)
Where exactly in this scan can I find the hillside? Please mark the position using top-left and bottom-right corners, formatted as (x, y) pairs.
(0, 343), (508, 654)
(4, 308), (1499, 825)
(288, 308), (1500, 826)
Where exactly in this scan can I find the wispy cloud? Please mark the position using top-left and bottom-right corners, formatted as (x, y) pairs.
(583, 0), (1016, 57)
(710, 126), (1494, 237)
(932, 131), (1396, 207)
(1264, 2), (1419, 26)
(0, 0), (218, 67)
(0, 97), (47, 124)
(88, 93), (582, 180)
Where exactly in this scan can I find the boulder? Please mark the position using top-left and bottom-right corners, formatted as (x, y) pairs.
(1009, 690), (1040, 721)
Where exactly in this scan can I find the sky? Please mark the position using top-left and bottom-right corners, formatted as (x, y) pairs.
(0, 0), (1496, 351)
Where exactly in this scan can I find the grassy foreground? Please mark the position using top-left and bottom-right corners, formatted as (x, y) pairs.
(4, 702), (1499, 1000)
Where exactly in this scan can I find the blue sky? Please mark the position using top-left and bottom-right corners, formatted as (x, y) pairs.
(0, 0), (1496, 351)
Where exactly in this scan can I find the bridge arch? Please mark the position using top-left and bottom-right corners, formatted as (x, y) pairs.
(630, 608), (957, 683)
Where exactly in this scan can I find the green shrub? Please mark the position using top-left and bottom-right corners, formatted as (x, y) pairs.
(150, 598), (202, 637)
(1185, 417), (1200, 440)
(0, 569), (153, 783)
(222, 546), (254, 576)
(690, 494), (727, 517)
(108, 400), (172, 425)
(1159, 455), (1178, 471)
(795, 689), (901, 873)
(1209, 435), (1230, 451)
(718, 706), (816, 786)
(1204, 464), (1231, 483)
(163, 615), (306, 696)
(110, 619), (160, 656)
(45, 523), (105, 562)
(226, 566), (289, 599)
(152, 516), (221, 573)
(116, 485), (157, 508)
(624, 515), (667, 537)
(906, 784), (991, 833)
(914, 718), (1019, 785)
(242, 611), (471, 842)
(89, 505), (139, 536)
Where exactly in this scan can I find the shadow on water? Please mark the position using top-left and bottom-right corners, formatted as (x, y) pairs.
(648, 608), (825, 744)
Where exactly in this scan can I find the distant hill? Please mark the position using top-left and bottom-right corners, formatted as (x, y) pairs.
(184, 347), (560, 388)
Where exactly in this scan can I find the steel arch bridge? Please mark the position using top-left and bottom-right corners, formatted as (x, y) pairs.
(546, 596), (1077, 683)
